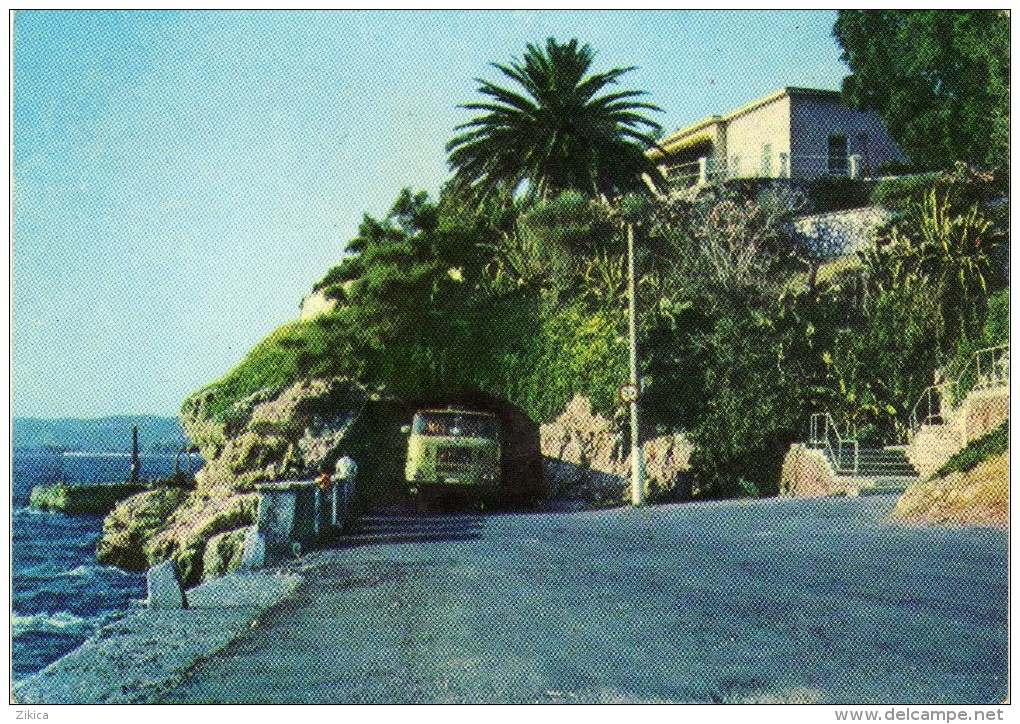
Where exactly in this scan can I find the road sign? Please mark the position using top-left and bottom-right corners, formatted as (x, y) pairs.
(619, 383), (640, 404)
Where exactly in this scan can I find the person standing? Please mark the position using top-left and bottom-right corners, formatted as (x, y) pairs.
(334, 455), (357, 523)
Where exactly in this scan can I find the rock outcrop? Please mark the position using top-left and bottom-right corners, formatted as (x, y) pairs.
(779, 444), (845, 497)
(540, 394), (692, 506)
(97, 376), (366, 585)
(890, 452), (1008, 528)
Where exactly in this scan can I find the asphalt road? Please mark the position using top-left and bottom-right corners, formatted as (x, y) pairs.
(159, 495), (1008, 704)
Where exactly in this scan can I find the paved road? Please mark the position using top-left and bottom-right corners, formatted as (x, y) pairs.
(160, 495), (1007, 704)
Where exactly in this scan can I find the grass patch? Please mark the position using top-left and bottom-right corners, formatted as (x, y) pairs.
(189, 319), (341, 421)
(935, 420), (1009, 477)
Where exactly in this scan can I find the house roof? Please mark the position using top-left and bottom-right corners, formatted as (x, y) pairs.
(651, 87), (842, 160)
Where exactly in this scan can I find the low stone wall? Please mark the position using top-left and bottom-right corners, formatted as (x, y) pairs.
(961, 387), (1009, 443)
(907, 385), (1008, 480)
(907, 426), (962, 480)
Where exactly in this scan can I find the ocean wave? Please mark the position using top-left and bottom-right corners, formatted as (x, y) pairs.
(62, 564), (132, 579)
(14, 563), (66, 580)
(12, 506), (58, 517)
(12, 611), (93, 637)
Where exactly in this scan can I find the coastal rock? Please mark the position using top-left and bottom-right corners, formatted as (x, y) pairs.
(779, 444), (844, 497)
(97, 488), (190, 570)
(144, 491), (259, 585)
(99, 376), (366, 586)
(540, 394), (691, 506)
(202, 527), (251, 580)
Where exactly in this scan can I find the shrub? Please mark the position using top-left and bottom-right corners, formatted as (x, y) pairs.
(870, 172), (941, 210)
(806, 177), (873, 213)
(188, 318), (350, 421)
(875, 159), (921, 176)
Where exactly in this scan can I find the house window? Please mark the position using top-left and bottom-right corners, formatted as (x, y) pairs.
(828, 134), (848, 174)
(761, 144), (772, 176)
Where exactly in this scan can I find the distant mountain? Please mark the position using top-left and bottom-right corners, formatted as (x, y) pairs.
(12, 416), (188, 454)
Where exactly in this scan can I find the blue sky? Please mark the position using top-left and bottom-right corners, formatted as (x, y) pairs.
(13, 10), (849, 418)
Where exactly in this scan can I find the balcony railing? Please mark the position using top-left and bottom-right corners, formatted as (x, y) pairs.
(660, 153), (865, 190)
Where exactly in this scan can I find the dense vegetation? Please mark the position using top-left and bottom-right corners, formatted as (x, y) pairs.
(188, 35), (1008, 502)
(834, 10), (1009, 172)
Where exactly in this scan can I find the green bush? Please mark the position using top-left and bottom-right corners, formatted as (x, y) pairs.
(806, 177), (873, 213)
(870, 172), (941, 209)
(981, 289), (1009, 346)
(875, 159), (921, 176)
(935, 420), (1008, 477)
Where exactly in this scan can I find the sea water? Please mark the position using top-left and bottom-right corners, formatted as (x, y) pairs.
(11, 452), (202, 680)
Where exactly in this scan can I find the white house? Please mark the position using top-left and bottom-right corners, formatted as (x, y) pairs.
(649, 87), (907, 188)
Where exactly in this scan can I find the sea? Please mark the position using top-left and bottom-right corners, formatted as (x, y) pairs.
(11, 451), (202, 681)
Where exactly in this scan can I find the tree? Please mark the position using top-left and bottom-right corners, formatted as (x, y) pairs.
(447, 38), (663, 203)
(833, 10), (1009, 171)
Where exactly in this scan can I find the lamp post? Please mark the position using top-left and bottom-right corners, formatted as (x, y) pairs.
(627, 223), (645, 506)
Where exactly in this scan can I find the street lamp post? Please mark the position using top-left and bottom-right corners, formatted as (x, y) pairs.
(627, 223), (645, 506)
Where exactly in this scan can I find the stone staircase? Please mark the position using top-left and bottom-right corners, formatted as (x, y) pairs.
(851, 446), (918, 494)
(806, 413), (918, 496)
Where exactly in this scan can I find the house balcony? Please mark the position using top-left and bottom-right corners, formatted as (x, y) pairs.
(659, 153), (866, 193)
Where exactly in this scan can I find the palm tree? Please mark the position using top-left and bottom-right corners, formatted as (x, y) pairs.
(447, 38), (663, 204)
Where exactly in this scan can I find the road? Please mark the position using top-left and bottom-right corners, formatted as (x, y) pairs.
(159, 495), (1008, 704)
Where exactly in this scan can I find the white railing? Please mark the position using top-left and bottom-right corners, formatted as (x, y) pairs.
(809, 412), (859, 476)
(663, 153), (865, 190)
(908, 344), (1009, 440)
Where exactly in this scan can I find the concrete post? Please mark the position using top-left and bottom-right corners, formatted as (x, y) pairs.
(147, 560), (188, 609)
(697, 157), (708, 186)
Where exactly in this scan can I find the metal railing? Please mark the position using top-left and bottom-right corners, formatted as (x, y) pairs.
(908, 344), (1009, 440)
(809, 412), (859, 476)
(662, 152), (864, 189)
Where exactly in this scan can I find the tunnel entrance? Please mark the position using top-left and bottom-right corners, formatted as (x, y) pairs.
(342, 388), (544, 511)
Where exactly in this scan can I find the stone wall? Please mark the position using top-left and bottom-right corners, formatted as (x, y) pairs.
(792, 206), (895, 258)
(907, 384), (1008, 480)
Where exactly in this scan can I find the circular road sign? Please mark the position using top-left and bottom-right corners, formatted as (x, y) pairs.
(619, 383), (640, 404)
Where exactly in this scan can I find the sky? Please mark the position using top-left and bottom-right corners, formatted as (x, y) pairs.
(12, 9), (851, 418)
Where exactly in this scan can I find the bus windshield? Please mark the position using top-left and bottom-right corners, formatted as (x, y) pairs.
(412, 412), (499, 440)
